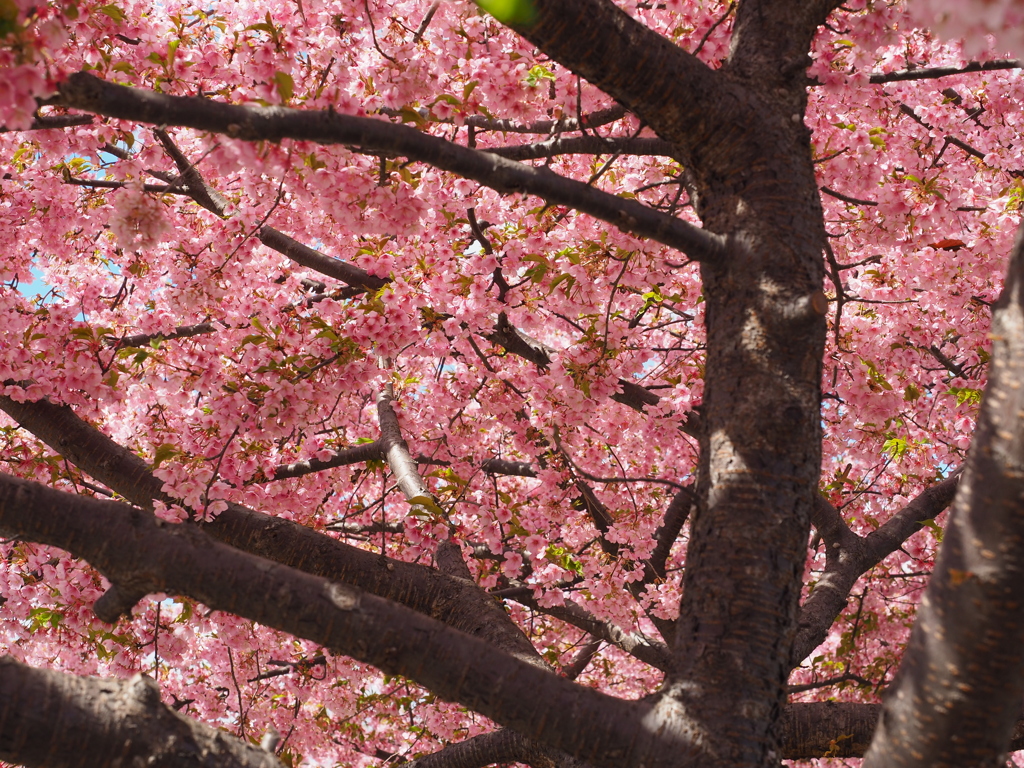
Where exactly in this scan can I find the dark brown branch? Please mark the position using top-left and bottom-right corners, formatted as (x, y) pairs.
(0, 657), (283, 768)
(148, 129), (388, 296)
(821, 186), (878, 207)
(104, 322), (218, 348)
(507, 588), (671, 671)
(270, 440), (384, 480)
(791, 475), (961, 666)
(153, 127), (233, 215)
(65, 177), (184, 193)
(485, 136), (676, 162)
(649, 486), (694, 579)
(481, 458), (537, 477)
(867, 59), (1021, 84)
(926, 345), (968, 378)
(485, 313), (688, 425)
(0, 113), (94, 133)
(562, 638), (602, 680)
(0, 396), (541, 663)
(257, 227), (388, 293)
(55, 73), (727, 263)
(0, 471), (697, 768)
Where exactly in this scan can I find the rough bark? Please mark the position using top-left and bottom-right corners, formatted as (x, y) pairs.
(862, 233), (1024, 766)
(495, 3), (832, 765)
(0, 656), (282, 768)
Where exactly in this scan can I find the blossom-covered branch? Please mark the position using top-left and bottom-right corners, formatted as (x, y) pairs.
(791, 475), (961, 665)
(54, 73), (727, 263)
(0, 471), (695, 768)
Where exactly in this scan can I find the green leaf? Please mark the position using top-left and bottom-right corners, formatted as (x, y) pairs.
(882, 436), (908, 459)
(151, 443), (179, 469)
(474, 0), (537, 25)
(96, 3), (126, 22)
(273, 71), (294, 102)
(920, 517), (944, 542)
(0, 0), (19, 37)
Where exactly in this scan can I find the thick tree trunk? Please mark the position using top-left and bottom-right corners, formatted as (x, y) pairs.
(863, 231), (1024, 766)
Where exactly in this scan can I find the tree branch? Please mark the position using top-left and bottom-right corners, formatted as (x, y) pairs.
(104, 322), (219, 348)
(649, 485), (694, 579)
(0, 395), (540, 662)
(791, 475), (961, 666)
(866, 59), (1022, 84)
(864, 230), (1024, 766)
(0, 113), (94, 133)
(508, 588), (671, 671)
(55, 73), (726, 263)
(0, 471), (701, 768)
(257, 227), (388, 293)
(485, 136), (676, 162)
(0, 657), (283, 768)
(381, 105), (628, 135)
(270, 440), (384, 480)
(377, 382), (440, 512)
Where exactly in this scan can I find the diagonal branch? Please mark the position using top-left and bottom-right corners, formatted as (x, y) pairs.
(864, 230), (1024, 766)
(54, 72), (727, 263)
(270, 440), (384, 480)
(0, 657), (283, 768)
(649, 485), (694, 580)
(377, 382), (440, 512)
(0, 471), (697, 768)
(508, 587), (671, 670)
(791, 474), (961, 666)
(0, 395), (540, 663)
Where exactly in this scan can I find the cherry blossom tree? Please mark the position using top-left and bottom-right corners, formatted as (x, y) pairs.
(1, 0), (1024, 767)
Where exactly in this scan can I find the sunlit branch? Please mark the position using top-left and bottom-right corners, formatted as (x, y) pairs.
(377, 382), (439, 511)
(0, 396), (539, 659)
(55, 73), (727, 262)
